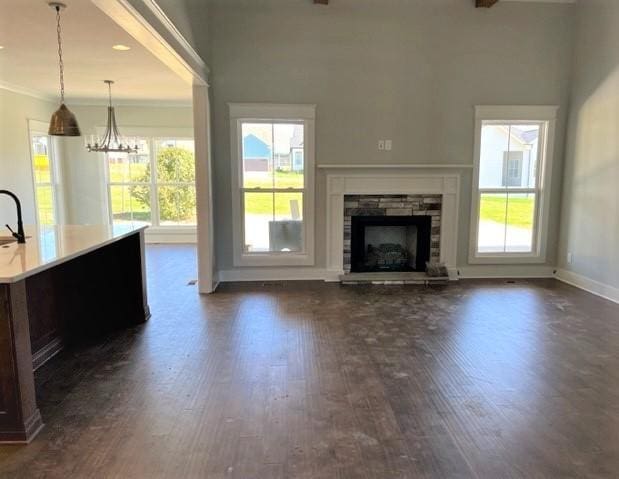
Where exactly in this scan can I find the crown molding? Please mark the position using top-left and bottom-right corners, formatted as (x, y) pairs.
(0, 82), (191, 108)
(67, 97), (192, 108)
(0, 81), (55, 102)
(94, 0), (209, 86)
(140, 0), (208, 74)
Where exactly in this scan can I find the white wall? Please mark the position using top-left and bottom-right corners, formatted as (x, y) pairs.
(207, 0), (574, 273)
(0, 89), (56, 225)
(558, 0), (619, 297)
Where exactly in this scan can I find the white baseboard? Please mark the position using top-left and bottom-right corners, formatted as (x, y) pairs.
(217, 265), (556, 283)
(217, 268), (329, 282)
(555, 268), (619, 304)
(457, 265), (555, 279)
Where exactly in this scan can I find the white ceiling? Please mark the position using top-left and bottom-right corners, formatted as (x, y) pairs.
(0, 0), (192, 103)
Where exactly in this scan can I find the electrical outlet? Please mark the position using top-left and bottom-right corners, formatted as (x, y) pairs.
(567, 252), (573, 264)
(378, 140), (385, 151)
(385, 140), (392, 151)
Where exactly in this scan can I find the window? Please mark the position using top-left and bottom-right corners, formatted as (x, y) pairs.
(106, 137), (196, 227)
(230, 104), (315, 266)
(502, 151), (524, 187)
(29, 126), (58, 226)
(470, 106), (557, 263)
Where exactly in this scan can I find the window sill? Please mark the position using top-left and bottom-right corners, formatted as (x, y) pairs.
(144, 226), (197, 244)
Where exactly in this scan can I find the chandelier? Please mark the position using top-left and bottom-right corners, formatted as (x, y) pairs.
(86, 80), (138, 154)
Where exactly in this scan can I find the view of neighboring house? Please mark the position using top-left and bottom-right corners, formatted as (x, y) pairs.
(479, 124), (539, 188)
(242, 124), (304, 173)
(242, 133), (271, 172)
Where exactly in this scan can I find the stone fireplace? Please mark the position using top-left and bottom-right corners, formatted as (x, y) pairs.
(344, 194), (441, 273)
(324, 170), (459, 281)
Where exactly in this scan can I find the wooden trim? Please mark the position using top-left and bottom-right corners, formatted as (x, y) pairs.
(92, 0), (208, 85)
(32, 337), (64, 372)
(0, 282), (43, 443)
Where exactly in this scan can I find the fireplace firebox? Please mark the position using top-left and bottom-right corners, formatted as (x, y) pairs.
(350, 216), (432, 273)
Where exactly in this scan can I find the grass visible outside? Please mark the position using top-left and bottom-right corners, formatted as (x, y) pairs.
(244, 170), (304, 189)
(244, 171), (304, 216)
(480, 194), (535, 229)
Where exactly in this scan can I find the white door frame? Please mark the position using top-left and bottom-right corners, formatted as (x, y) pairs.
(93, 0), (216, 293)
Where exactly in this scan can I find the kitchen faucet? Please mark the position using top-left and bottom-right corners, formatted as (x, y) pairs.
(0, 190), (26, 243)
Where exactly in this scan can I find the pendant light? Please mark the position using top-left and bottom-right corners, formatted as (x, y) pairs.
(86, 81), (138, 154)
(48, 2), (81, 136)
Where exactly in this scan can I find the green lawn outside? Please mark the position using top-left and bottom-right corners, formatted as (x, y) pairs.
(480, 194), (535, 229)
(244, 171), (304, 216)
(244, 170), (304, 189)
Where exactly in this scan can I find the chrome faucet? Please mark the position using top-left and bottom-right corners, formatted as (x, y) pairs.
(0, 190), (26, 244)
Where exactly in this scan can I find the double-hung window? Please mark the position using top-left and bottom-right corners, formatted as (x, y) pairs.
(29, 120), (60, 226)
(229, 104), (315, 266)
(106, 135), (196, 228)
(470, 106), (557, 263)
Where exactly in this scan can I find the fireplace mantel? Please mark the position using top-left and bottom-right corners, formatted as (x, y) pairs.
(325, 170), (460, 281)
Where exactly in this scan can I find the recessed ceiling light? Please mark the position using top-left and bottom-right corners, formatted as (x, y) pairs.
(0, 46), (4, 50)
(112, 44), (131, 51)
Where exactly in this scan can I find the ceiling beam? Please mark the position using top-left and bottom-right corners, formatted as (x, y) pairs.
(476, 0), (499, 7)
(314, 0), (329, 4)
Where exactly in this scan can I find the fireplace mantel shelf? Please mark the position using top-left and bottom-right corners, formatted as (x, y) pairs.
(317, 164), (474, 169)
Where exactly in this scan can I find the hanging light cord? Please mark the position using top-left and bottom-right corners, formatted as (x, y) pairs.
(55, 5), (65, 103)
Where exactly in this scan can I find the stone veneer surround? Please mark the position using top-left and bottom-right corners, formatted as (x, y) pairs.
(343, 194), (442, 273)
(325, 171), (459, 281)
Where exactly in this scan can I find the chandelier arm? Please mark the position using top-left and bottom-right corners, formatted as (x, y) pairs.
(101, 107), (113, 146)
(111, 109), (122, 144)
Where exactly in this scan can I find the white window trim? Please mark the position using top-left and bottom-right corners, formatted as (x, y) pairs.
(100, 126), (197, 231)
(229, 103), (316, 267)
(469, 105), (558, 265)
(28, 119), (63, 226)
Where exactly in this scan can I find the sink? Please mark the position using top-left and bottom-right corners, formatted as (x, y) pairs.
(0, 237), (17, 246)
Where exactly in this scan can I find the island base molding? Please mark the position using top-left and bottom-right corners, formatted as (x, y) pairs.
(0, 230), (149, 444)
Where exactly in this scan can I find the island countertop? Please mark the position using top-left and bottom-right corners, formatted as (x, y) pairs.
(0, 224), (148, 284)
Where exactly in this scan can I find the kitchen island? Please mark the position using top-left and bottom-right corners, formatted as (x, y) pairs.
(0, 224), (149, 443)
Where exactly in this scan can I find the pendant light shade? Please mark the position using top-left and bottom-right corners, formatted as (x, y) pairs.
(48, 2), (81, 137)
(49, 103), (81, 136)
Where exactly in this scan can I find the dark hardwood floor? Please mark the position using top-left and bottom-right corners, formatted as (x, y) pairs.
(1, 245), (619, 478)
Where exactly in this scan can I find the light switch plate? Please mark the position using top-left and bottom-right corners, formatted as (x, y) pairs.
(385, 140), (392, 151)
(378, 140), (385, 151)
